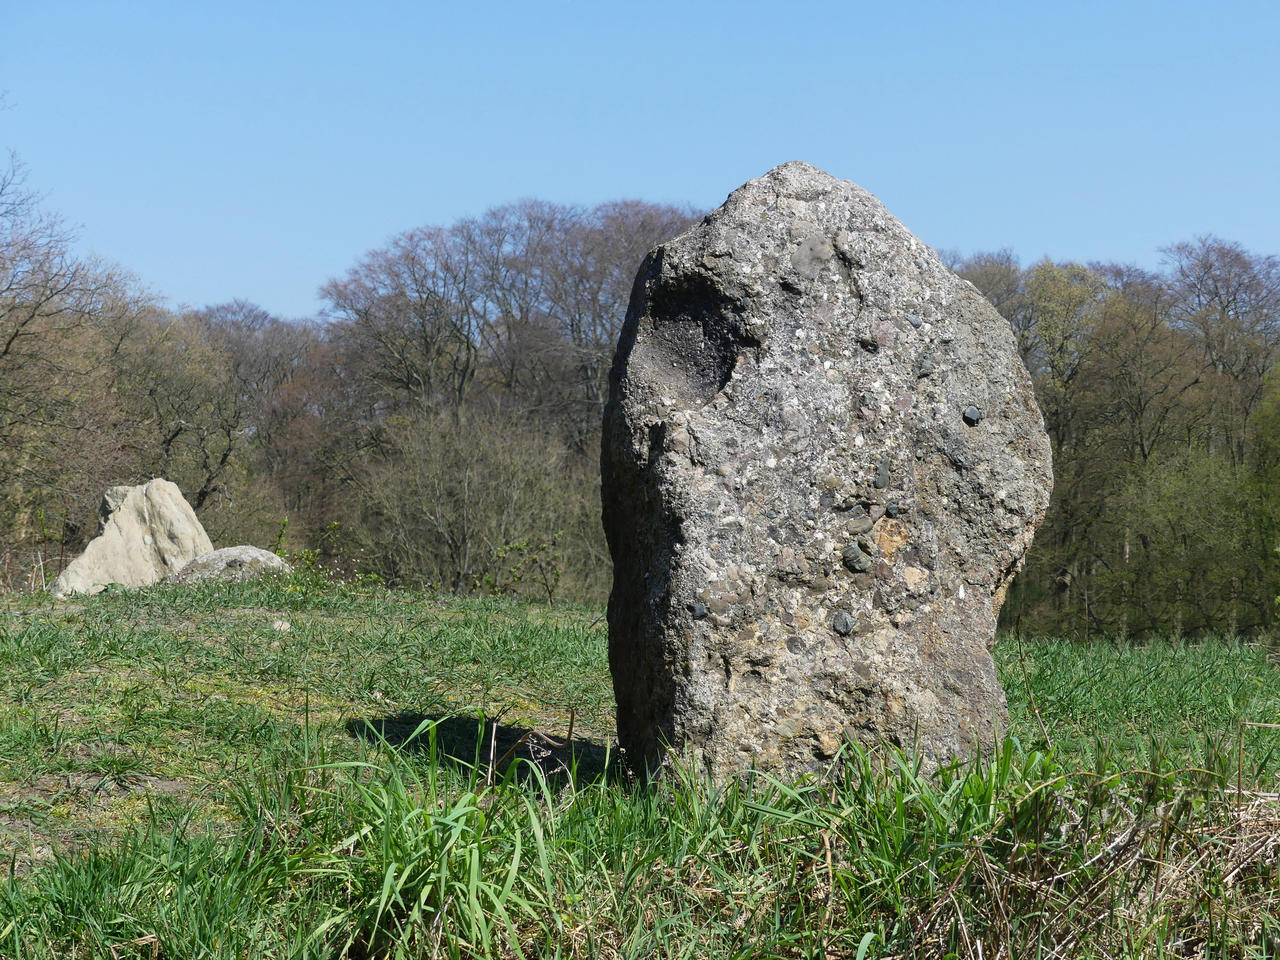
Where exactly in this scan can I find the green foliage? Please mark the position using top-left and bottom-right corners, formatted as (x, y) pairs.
(959, 244), (1280, 638)
(482, 532), (565, 603)
(270, 515), (290, 555)
(1100, 453), (1279, 636)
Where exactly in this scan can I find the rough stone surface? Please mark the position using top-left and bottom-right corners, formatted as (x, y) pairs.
(50, 479), (213, 599)
(168, 546), (292, 585)
(601, 162), (1052, 780)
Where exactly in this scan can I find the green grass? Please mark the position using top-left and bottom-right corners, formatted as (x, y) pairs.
(2, 576), (1279, 958)
(1005, 633), (1280, 783)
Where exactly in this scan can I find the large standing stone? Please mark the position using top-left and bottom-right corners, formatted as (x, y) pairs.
(601, 162), (1052, 780)
(50, 479), (213, 599)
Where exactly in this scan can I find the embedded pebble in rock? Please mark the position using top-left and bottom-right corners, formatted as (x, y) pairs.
(847, 510), (874, 535)
(841, 543), (873, 574)
(874, 457), (891, 489)
(601, 161), (1053, 781)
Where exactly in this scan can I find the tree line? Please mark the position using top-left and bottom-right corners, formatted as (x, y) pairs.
(3, 151), (1276, 636)
(0, 153), (696, 600)
(950, 244), (1280, 637)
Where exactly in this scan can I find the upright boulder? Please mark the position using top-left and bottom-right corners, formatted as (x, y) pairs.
(602, 162), (1052, 780)
(50, 479), (213, 598)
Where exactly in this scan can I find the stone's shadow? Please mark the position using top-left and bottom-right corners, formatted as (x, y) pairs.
(346, 712), (621, 788)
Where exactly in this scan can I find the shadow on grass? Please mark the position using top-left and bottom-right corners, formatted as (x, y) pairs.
(345, 712), (621, 788)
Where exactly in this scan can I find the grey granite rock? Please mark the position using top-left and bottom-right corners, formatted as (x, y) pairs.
(601, 162), (1052, 781)
(168, 546), (292, 585)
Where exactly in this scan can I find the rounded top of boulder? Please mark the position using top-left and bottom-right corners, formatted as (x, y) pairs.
(636, 161), (959, 342)
(731, 159), (866, 198)
(718, 161), (890, 223)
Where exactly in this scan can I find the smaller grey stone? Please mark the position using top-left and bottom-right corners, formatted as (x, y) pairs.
(917, 357), (935, 378)
(690, 601), (710, 620)
(847, 512), (874, 535)
(804, 507), (816, 520)
(907, 314), (923, 329)
(832, 612), (854, 635)
(765, 509), (779, 519)
(874, 457), (890, 489)
(963, 405), (983, 426)
(841, 543), (873, 573)
(168, 546), (291, 585)
(886, 502), (900, 518)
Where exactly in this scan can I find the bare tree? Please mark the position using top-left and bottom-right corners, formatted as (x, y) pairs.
(0, 155), (137, 443)
(542, 200), (697, 443)
(1089, 263), (1201, 465)
(321, 227), (483, 417)
(321, 199), (697, 441)
(1164, 237), (1280, 465)
(0, 153), (149, 559)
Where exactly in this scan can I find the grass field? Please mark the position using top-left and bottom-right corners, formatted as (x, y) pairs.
(2, 574), (1279, 958)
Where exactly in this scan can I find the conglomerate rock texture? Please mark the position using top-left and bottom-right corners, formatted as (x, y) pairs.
(601, 162), (1052, 780)
(50, 479), (213, 599)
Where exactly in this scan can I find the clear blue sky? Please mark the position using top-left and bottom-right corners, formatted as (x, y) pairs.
(5, 1), (1277, 319)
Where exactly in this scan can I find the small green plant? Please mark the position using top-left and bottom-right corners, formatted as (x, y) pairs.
(270, 516), (289, 555)
(481, 532), (564, 604)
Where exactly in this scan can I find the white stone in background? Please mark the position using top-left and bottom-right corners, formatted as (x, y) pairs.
(50, 479), (213, 599)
